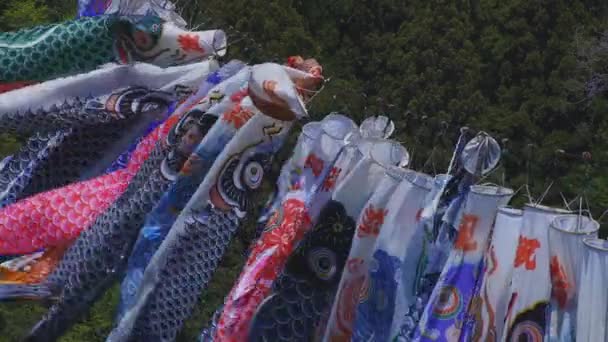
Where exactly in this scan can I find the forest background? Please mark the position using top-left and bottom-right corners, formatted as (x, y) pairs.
(0, 0), (607, 341)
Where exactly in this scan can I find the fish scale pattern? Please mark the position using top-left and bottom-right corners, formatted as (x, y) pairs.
(20, 122), (127, 198)
(25, 139), (174, 342)
(0, 97), (137, 137)
(0, 16), (115, 82)
(248, 200), (357, 342)
(0, 121), (158, 256)
(127, 206), (240, 342)
(0, 130), (73, 208)
(250, 273), (332, 341)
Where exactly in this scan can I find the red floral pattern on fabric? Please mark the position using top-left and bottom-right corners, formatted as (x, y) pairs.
(514, 235), (541, 270)
(332, 274), (367, 341)
(321, 167), (341, 191)
(454, 214), (479, 252)
(0, 115), (176, 255)
(222, 104), (255, 129)
(215, 198), (312, 342)
(230, 88), (249, 103)
(356, 205), (387, 238)
(304, 154), (324, 177)
(177, 34), (205, 53)
(550, 256), (571, 309)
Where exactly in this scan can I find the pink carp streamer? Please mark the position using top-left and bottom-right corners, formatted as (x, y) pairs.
(0, 114), (180, 255)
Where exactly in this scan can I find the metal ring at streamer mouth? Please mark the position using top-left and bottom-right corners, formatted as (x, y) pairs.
(583, 237), (608, 252)
(470, 184), (514, 197)
(367, 139), (410, 169)
(402, 169), (433, 190)
(341, 131), (359, 146)
(320, 113), (358, 141)
(301, 122), (323, 141)
(383, 165), (411, 181)
(359, 115), (396, 139)
(460, 131), (502, 176)
(497, 206), (524, 217)
(524, 203), (572, 215)
(550, 214), (600, 235)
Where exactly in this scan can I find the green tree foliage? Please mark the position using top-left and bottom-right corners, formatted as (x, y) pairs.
(0, 0), (607, 341)
(192, 0), (608, 226)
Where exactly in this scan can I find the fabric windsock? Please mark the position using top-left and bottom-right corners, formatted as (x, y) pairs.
(252, 121), (325, 240)
(252, 111), (371, 243)
(0, 61), (216, 136)
(0, 61), (219, 257)
(299, 114), (359, 216)
(212, 115), (356, 342)
(247, 143), (408, 342)
(324, 170), (432, 341)
(576, 237), (608, 342)
(464, 207), (522, 342)
(0, 59), (217, 188)
(0, 61), (215, 208)
(414, 185), (513, 342)
(117, 72), (252, 319)
(0, 116), (166, 256)
(101, 59), (246, 176)
(547, 214), (599, 341)
(325, 167), (411, 340)
(108, 104), (296, 341)
(502, 205), (571, 342)
(313, 137), (409, 220)
(417, 174), (454, 277)
(399, 174), (463, 342)
(0, 13), (226, 84)
(389, 174), (452, 341)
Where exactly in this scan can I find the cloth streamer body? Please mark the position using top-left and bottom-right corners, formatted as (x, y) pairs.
(108, 61), (324, 341)
(547, 214), (599, 341)
(350, 172), (432, 341)
(464, 207), (522, 341)
(249, 140), (409, 341)
(414, 185), (513, 342)
(200, 116), (364, 341)
(576, 237), (608, 341)
(322, 168), (410, 342)
(108, 111), (292, 342)
(21, 62), (223, 340)
(0, 61), (216, 210)
(212, 114), (358, 342)
(0, 62), (216, 257)
(251, 120), (324, 244)
(0, 14), (225, 85)
(501, 205), (571, 342)
(391, 173), (466, 342)
(117, 61), (247, 319)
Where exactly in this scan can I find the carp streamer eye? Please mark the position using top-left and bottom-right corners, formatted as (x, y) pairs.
(307, 247), (337, 281)
(242, 161), (263, 190)
(133, 30), (154, 50)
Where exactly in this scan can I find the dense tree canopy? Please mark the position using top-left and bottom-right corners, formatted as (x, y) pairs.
(0, 0), (607, 341)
